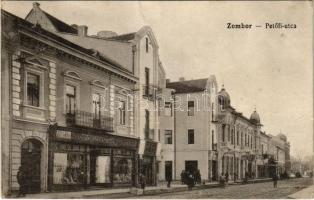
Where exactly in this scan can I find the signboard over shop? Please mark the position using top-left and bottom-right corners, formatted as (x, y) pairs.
(50, 126), (139, 150)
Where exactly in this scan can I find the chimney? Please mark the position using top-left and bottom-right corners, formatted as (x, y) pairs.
(166, 79), (170, 84)
(179, 77), (185, 81)
(78, 25), (88, 37)
(33, 2), (40, 10)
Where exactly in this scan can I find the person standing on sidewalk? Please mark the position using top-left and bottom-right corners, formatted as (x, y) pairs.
(139, 173), (146, 192)
(17, 166), (26, 197)
(166, 171), (172, 188)
(225, 172), (229, 185)
(272, 173), (278, 188)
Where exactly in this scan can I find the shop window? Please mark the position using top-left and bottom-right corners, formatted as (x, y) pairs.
(164, 102), (172, 116)
(164, 130), (172, 144)
(66, 85), (76, 114)
(53, 152), (85, 185)
(188, 129), (194, 144)
(113, 157), (133, 184)
(118, 101), (126, 125)
(27, 73), (40, 107)
(188, 101), (194, 116)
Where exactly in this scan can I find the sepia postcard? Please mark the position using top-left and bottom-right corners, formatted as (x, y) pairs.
(1, 0), (313, 199)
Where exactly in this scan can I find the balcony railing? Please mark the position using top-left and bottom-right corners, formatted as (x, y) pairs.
(66, 110), (113, 132)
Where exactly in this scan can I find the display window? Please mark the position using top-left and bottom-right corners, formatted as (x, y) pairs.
(113, 157), (133, 184)
(53, 152), (85, 185)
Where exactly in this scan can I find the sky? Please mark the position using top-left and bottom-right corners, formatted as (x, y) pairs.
(2, 1), (313, 159)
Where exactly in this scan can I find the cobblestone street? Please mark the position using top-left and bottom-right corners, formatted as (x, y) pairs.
(131, 178), (313, 199)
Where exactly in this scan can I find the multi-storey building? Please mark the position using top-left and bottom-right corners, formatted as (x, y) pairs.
(216, 86), (263, 181)
(159, 76), (219, 181)
(2, 6), (141, 195)
(24, 2), (164, 186)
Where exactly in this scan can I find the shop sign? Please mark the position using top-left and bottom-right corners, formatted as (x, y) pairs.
(52, 126), (138, 150)
(56, 130), (72, 140)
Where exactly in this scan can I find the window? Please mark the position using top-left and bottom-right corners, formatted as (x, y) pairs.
(92, 93), (101, 119)
(118, 101), (126, 125)
(144, 68), (150, 96)
(164, 102), (172, 116)
(228, 126), (231, 142)
(188, 129), (194, 144)
(251, 136), (253, 149)
(27, 73), (40, 107)
(158, 129), (160, 142)
(231, 129), (234, 144)
(145, 109), (150, 139)
(66, 85), (76, 114)
(188, 101), (194, 116)
(212, 130), (216, 150)
(164, 130), (172, 144)
(222, 124), (225, 142)
(241, 132), (243, 146)
(237, 131), (239, 145)
(211, 102), (214, 121)
(145, 37), (149, 53)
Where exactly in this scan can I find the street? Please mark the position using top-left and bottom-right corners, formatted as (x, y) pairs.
(131, 178), (313, 199)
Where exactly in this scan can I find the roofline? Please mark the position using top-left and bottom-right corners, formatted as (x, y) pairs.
(18, 24), (138, 82)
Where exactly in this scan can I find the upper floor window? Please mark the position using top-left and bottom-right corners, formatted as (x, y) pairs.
(164, 102), (172, 116)
(188, 101), (194, 116)
(211, 102), (214, 121)
(222, 124), (225, 142)
(227, 126), (231, 142)
(92, 93), (101, 119)
(165, 130), (172, 144)
(144, 67), (150, 96)
(27, 73), (40, 107)
(188, 129), (195, 144)
(237, 131), (239, 145)
(66, 85), (76, 114)
(118, 101), (126, 125)
(146, 37), (149, 53)
(231, 129), (234, 145)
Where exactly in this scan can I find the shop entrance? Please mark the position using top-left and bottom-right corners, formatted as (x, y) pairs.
(21, 139), (42, 193)
(90, 153), (111, 186)
(165, 161), (172, 180)
(142, 157), (154, 185)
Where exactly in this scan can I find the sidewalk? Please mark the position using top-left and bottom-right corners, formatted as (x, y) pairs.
(287, 184), (314, 199)
(18, 178), (271, 199)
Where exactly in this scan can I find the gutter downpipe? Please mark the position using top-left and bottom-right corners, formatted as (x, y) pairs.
(173, 91), (177, 180)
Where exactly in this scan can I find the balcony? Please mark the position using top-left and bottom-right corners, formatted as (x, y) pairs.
(66, 110), (113, 132)
(142, 85), (156, 101)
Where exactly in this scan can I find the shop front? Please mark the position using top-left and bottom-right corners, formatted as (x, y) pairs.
(47, 125), (139, 191)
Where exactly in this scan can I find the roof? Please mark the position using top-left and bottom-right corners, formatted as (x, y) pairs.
(1, 9), (134, 78)
(166, 78), (208, 94)
(107, 32), (136, 41)
(43, 11), (78, 34)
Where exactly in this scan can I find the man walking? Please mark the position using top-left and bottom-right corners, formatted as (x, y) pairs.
(166, 171), (172, 188)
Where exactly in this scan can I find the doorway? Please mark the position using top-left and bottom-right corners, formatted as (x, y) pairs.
(185, 160), (198, 174)
(21, 139), (42, 193)
(165, 161), (172, 180)
(212, 161), (217, 181)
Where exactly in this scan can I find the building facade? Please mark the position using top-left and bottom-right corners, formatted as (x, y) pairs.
(2, 6), (141, 195)
(159, 76), (219, 181)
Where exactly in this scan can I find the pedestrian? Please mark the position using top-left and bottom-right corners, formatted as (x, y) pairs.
(219, 173), (226, 188)
(139, 173), (146, 192)
(225, 172), (229, 184)
(17, 166), (26, 197)
(195, 169), (201, 185)
(180, 170), (185, 184)
(272, 173), (278, 188)
(166, 171), (172, 188)
(187, 172), (195, 190)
